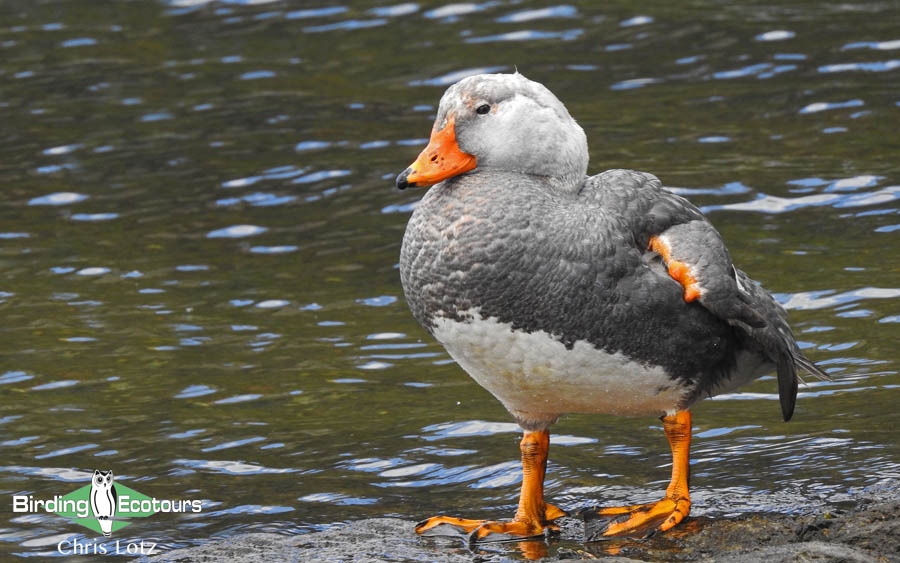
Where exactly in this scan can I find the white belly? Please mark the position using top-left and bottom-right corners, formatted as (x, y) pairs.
(432, 311), (689, 428)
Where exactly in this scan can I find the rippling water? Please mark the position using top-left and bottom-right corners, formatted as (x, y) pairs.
(1, 0), (898, 558)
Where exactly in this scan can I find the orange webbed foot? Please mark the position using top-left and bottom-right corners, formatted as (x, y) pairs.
(581, 496), (691, 539)
(415, 515), (488, 539)
(416, 429), (567, 544)
(416, 503), (567, 543)
(582, 410), (693, 540)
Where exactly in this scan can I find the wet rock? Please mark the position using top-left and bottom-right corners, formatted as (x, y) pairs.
(152, 484), (900, 562)
(150, 518), (480, 562)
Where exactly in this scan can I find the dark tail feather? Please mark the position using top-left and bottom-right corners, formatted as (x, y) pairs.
(795, 354), (831, 382)
(779, 353), (828, 421)
(777, 355), (798, 422)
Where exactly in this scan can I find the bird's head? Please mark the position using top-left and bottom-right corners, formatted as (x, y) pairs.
(397, 72), (588, 192)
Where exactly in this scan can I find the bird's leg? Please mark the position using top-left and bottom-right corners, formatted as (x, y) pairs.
(415, 429), (567, 542)
(582, 410), (692, 539)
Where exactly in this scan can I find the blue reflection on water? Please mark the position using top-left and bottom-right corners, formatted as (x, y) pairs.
(466, 29), (582, 43)
(409, 66), (507, 86)
(28, 192), (88, 206)
(206, 225), (268, 238)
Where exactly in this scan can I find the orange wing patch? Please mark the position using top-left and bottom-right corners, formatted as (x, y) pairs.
(648, 236), (702, 303)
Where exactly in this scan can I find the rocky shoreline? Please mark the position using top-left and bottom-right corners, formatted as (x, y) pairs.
(151, 481), (899, 562)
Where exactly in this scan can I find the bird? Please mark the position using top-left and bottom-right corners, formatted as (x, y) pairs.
(89, 469), (117, 536)
(396, 72), (828, 542)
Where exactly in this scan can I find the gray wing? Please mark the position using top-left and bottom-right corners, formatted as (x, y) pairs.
(646, 205), (829, 421)
(584, 169), (828, 420)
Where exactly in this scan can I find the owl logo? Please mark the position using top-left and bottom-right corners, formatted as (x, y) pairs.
(89, 470), (117, 536)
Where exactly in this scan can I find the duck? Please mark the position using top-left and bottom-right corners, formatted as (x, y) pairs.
(396, 72), (827, 542)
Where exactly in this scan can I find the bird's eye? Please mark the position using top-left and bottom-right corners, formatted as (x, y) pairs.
(476, 104), (491, 115)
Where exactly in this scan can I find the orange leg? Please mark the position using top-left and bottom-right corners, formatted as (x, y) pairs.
(583, 410), (692, 539)
(415, 429), (567, 542)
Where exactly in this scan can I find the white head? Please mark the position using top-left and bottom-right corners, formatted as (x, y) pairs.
(397, 72), (589, 192)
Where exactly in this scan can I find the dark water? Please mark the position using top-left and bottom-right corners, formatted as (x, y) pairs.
(1, 0), (898, 559)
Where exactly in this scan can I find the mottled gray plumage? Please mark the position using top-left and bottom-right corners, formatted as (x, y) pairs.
(399, 72), (825, 422)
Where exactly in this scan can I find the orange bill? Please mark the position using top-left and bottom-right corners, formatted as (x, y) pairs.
(396, 116), (476, 189)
